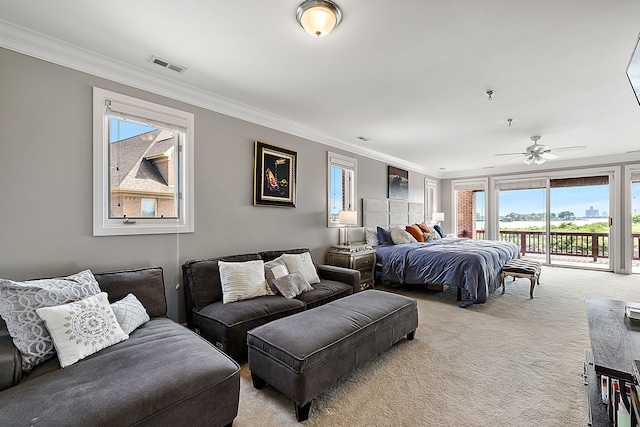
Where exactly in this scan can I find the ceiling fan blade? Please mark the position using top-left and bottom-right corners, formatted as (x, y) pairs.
(540, 152), (558, 159)
(495, 152), (525, 157)
(552, 145), (587, 152)
(506, 155), (525, 162)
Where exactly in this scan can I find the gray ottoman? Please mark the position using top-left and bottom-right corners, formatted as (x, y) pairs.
(247, 290), (418, 421)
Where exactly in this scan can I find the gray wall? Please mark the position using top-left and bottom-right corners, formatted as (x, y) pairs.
(0, 48), (433, 321)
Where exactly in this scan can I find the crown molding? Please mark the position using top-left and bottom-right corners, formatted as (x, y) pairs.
(0, 19), (436, 178)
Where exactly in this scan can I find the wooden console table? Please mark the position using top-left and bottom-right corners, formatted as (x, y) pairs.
(585, 298), (640, 426)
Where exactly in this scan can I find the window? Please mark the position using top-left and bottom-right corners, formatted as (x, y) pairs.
(424, 179), (437, 221)
(93, 87), (194, 236)
(141, 198), (157, 217)
(327, 152), (357, 227)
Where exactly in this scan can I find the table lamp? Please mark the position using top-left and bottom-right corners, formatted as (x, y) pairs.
(338, 210), (358, 246)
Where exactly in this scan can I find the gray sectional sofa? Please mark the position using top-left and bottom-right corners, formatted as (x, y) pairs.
(182, 248), (360, 360)
(0, 266), (241, 427)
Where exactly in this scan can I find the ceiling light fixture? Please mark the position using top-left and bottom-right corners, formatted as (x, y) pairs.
(296, 0), (342, 37)
(486, 90), (493, 101)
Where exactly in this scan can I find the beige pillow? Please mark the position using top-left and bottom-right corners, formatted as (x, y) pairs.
(390, 227), (417, 245)
(36, 292), (129, 368)
(281, 252), (320, 285)
(219, 260), (270, 303)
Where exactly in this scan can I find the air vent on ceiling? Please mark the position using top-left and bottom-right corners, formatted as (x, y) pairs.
(149, 56), (187, 74)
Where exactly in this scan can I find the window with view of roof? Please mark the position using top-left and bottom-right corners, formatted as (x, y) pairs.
(93, 87), (194, 236)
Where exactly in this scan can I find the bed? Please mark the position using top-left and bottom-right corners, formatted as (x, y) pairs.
(356, 198), (520, 307)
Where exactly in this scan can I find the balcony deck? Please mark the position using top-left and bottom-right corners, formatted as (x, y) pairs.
(475, 230), (640, 273)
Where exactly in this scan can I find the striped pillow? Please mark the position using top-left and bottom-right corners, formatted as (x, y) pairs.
(219, 260), (270, 303)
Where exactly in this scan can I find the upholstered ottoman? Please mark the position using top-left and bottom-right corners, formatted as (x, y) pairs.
(247, 290), (418, 421)
(501, 259), (542, 298)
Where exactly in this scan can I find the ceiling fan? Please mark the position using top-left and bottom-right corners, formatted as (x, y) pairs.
(495, 136), (587, 165)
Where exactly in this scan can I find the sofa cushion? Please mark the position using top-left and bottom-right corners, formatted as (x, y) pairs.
(0, 318), (241, 427)
(0, 270), (101, 372)
(193, 296), (305, 360)
(294, 280), (353, 310)
(264, 256), (288, 294)
(94, 266), (167, 318)
(36, 292), (129, 368)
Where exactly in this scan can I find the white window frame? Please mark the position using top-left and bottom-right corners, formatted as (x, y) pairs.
(327, 152), (357, 227)
(93, 87), (194, 236)
(424, 178), (437, 222)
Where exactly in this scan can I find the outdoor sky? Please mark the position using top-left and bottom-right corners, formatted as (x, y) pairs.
(492, 185), (640, 217)
(109, 119), (156, 143)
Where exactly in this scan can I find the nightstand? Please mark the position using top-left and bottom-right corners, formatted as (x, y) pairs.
(326, 245), (376, 290)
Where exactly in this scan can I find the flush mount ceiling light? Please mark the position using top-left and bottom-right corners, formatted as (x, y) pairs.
(296, 0), (342, 37)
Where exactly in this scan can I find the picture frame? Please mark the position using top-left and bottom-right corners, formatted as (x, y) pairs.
(254, 140), (297, 207)
(388, 166), (409, 200)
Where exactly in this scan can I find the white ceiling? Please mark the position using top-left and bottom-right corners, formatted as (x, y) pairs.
(2, 0), (640, 178)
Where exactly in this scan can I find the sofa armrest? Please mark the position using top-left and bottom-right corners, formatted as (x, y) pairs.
(0, 325), (22, 391)
(316, 264), (361, 293)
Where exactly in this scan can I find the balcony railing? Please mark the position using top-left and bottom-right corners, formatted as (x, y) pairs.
(474, 230), (640, 261)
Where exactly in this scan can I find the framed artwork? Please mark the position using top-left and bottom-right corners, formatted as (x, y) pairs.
(388, 166), (409, 200)
(254, 141), (297, 207)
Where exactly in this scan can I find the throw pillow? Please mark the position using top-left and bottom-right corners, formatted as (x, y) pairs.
(218, 260), (270, 304)
(423, 232), (434, 242)
(365, 227), (379, 246)
(376, 227), (394, 246)
(416, 222), (431, 233)
(0, 270), (101, 372)
(433, 224), (445, 238)
(390, 227), (417, 245)
(405, 224), (425, 242)
(110, 293), (150, 334)
(281, 252), (321, 285)
(264, 256), (289, 295)
(272, 272), (313, 299)
(36, 292), (129, 368)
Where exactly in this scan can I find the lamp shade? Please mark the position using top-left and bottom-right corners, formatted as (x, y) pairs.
(338, 210), (357, 226)
(296, 0), (342, 37)
(433, 212), (445, 222)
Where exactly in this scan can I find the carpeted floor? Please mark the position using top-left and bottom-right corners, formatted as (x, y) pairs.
(233, 266), (640, 426)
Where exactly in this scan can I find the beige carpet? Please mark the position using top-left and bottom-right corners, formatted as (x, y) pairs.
(234, 267), (640, 426)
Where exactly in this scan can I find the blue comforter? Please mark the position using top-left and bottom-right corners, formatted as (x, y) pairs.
(376, 238), (520, 303)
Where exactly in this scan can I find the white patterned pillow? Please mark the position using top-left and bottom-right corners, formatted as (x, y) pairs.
(219, 260), (270, 304)
(281, 252), (320, 285)
(111, 293), (150, 334)
(0, 270), (101, 371)
(365, 227), (379, 246)
(36, 293), (129, 368)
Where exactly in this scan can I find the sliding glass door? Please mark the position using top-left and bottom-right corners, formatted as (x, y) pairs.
(549, 176), (610, 270)
(494, 171), (613, 271)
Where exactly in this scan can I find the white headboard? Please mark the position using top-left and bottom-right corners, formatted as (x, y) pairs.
(362, 198), (424, 227)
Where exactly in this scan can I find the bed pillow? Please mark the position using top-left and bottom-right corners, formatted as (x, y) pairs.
(110, 293), (150, 334)
(219, 260), (270, 303)
(406, 224), (425, 242)
(272, 272), (313, 299)
(391, 227), (417, 245)
(281, 252), (320, 285)
(36, 292), (129, 368)
(377, 227), (394, 246)
(417, 222), (431, 233)
(365, 227), (379, 246)
(423, 232), (435, 242)
(264, 256), (289, 295)
(433, 224), (445, 238)
(0, 270), (101, 372)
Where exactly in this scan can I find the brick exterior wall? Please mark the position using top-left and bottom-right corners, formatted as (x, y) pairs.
(456, 190), (476, 238)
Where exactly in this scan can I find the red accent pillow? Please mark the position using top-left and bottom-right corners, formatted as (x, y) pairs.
(416, 222), (431, 233)
(405, 225), (425, 242)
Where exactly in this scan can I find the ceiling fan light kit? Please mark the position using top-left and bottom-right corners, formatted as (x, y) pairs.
(494, 135), (586, 166)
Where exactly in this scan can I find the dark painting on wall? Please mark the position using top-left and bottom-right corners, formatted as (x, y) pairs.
(254, 140), (297, 207)
(388, 166), (408, 200)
